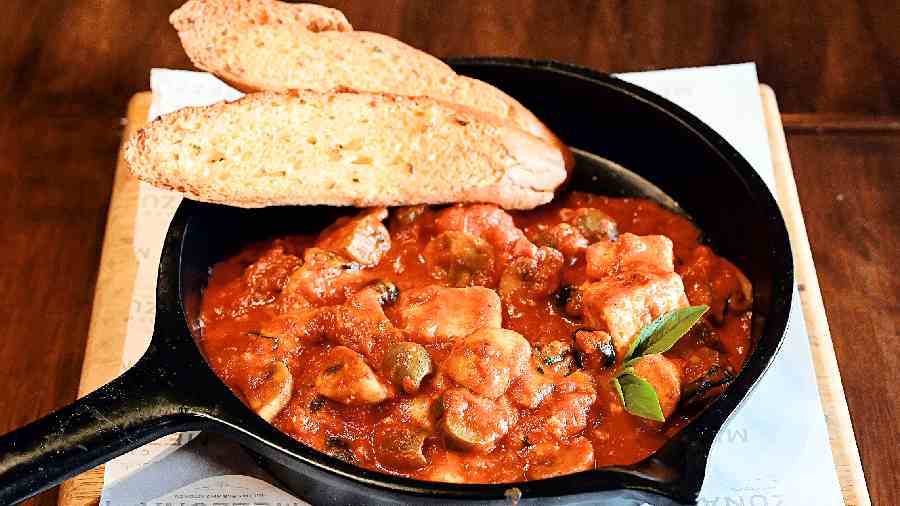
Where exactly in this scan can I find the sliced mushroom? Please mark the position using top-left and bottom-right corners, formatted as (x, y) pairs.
(373, 424), (429, 469)
(246, 361), (294, 422)
(315, 346), (389, 405)
(382, 342), (433, 394)
(440, 388), (517, 453)
(424, 231), (496, 287)
(728, 267), (754, 313)
(443, 328), (531, 398)
(524, 436), (595, 480)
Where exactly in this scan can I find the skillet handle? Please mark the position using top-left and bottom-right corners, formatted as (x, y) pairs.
(0, 346), (198, 504)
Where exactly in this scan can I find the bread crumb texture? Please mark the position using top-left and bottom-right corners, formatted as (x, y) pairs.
(169, 0), (555, 143)
(126, 90), (565, 209)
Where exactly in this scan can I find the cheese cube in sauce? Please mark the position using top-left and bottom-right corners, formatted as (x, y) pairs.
(394, 285), (502, 343)
(317, 207), (391, 266)
(581, 271), (689, 357)
(585, 233), (675, 279)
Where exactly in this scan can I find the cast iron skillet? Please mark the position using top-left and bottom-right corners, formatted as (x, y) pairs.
(0, 59), (793, 505)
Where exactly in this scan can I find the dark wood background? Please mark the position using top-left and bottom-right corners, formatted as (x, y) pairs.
(1, 1), (897, 504)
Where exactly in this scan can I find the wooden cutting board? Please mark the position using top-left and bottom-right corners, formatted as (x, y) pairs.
(56, 88), (871, 506)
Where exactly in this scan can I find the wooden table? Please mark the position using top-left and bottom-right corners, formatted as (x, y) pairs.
(1, 1), (897, 505)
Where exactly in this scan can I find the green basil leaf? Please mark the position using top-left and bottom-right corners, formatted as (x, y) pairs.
(628, 305), (709, 360)
(611, 376), (624, 404)
(623, 324), (654, 362)
(617, 372), (665, 422)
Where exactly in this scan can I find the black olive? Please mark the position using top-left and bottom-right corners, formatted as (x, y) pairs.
(324, 436), (355, 463)
(308, 397), (326, 413)
(598, 341), (616, 368)
(573, 328), (616, 368)
(370, 279), (399, 306)
(573, 350), (586, 369)
(681, 366), (735, 409)
(552, 284), (575, 310)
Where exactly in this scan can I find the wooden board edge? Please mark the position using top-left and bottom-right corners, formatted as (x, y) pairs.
(57, 92), (152, 506)
(759, 84), (871, 506)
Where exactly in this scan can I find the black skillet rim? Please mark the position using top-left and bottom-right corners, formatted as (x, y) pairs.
(171, 58), (794, 503)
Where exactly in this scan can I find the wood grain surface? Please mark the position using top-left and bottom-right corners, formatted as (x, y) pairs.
(0, 1), (896, 505)
(788, 131), (899, 506)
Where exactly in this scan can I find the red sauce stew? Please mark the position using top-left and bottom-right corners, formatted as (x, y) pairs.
(199, 192), (753, 483)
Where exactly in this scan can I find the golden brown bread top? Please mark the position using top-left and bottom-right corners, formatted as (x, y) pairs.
(125, 89), (567, 209)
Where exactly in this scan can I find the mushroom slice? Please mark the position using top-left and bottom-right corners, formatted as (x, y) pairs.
(382, 342), (433, 394)
(247, 361), (294, 422)
(440, 388), (517, 453)
(315, 346), (390, 405)
(373, 423), (430, 469)
(524, 436), (595, 480)
(443, 328), (531, 398)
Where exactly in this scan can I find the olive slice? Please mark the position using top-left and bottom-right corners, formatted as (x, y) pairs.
(370, 279), (400, 306)
(571, 208), (618, 242)
(424, 231), (496, 287)
(382, 342), (433, 394)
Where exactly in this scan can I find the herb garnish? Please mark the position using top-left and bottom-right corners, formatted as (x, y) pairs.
(612, 305), (709, 421)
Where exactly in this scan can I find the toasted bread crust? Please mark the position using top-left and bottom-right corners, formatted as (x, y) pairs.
(169, 0), (571, 166)
(125, 90), (566, 209)
(170, 0), (352, 34)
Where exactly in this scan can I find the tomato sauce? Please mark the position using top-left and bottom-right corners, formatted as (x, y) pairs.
(198, 192), (753, 483)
